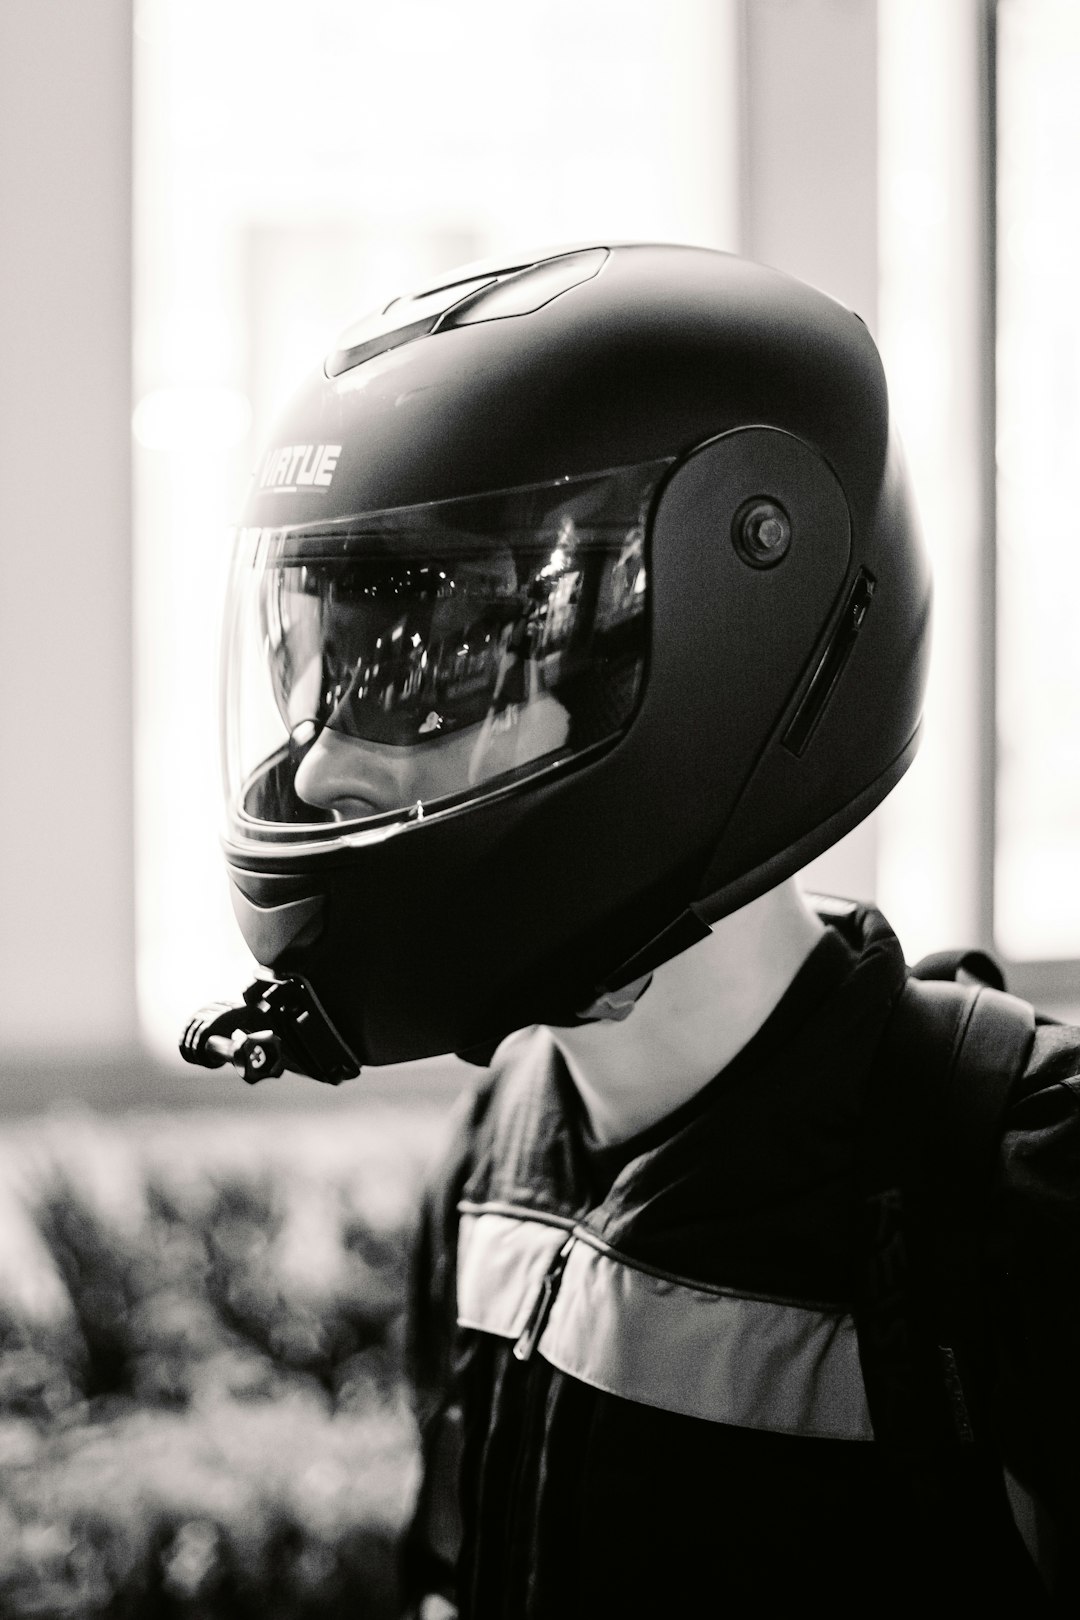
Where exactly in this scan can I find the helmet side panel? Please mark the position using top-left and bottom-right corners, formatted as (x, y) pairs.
(695, 426), (931, 911)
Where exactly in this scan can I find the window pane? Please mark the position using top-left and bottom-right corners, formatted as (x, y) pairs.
(996, 0), (1080, 958)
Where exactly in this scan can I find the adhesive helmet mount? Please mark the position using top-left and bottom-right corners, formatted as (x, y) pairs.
(180, 242), (929, 1084)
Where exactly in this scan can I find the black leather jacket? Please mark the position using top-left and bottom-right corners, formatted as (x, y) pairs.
(403, 907), (1080, 1617)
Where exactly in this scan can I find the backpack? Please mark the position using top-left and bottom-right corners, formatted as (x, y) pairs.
(857, 949), (1062, 1601)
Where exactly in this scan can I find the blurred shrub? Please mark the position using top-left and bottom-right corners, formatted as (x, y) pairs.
(0, 1103), (451, 1618)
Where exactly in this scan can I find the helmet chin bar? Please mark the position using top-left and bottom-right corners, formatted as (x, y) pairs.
(179, 973), (360, 1086)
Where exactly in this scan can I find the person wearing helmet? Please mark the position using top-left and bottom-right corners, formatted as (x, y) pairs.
(185, 245), (1079, 1613)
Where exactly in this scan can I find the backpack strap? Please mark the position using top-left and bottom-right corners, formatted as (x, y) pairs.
(920, 982), (1035, 1442)
(859, 975), (1035, 1446)
(933, 981), (1035, 1204)
(909, 948), (1007, 992)
(856, 973), (1050, 1600)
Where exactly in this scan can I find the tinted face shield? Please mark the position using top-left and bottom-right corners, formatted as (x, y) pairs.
(223, 462), (669, 841)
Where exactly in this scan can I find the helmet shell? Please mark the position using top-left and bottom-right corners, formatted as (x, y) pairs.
(223, 244), (929, 1064)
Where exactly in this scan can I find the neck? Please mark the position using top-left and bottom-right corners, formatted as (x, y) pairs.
(548, 878), (826, 1146)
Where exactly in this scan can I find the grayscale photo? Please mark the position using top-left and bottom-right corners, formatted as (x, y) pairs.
(0, 0), (1076, 1613)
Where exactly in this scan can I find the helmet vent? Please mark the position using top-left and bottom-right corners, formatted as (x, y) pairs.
(782, 569), (876, 757)
(326, 250), (609, 377)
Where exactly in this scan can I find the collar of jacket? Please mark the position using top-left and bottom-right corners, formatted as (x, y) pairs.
(460, 901), (907, 1277)
(454, 903), (907, 1445)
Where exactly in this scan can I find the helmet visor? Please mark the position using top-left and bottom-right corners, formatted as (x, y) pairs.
(223, 461), (669, 837)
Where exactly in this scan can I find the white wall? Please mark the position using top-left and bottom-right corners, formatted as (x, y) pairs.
(0, 0), (137, 1058)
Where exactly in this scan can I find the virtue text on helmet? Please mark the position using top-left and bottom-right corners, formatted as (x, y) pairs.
(258, 444), (342, 493)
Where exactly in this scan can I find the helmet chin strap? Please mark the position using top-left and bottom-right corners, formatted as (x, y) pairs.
(583, 906), (714, 1012)
(576, 971), (654, 1023)
(568, 904), (716, 1025)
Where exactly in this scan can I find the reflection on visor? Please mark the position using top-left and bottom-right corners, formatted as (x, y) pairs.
(224, 461), (668, 833)
(266, 553), (528, 749)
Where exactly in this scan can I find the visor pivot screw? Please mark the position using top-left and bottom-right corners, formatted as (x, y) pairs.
(733, 498), (792, 569)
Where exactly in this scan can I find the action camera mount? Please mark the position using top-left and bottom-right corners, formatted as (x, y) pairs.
(179, 973), (361, 1086)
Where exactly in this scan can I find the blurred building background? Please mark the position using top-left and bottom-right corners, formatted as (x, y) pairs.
(0, 3), (1076, 1610)
(1, 0), (1077, 1104)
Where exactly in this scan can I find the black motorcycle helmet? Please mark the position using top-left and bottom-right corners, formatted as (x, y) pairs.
(203, 243), (929, 1074)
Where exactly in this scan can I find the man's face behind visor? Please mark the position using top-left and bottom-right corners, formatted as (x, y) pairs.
(222, 463), (668, 836)
(281, 552), (573, 818)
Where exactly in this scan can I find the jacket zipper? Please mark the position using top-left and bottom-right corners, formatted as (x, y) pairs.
(512, 1237), (574, 1361)
(494, 1237), (575, 1614)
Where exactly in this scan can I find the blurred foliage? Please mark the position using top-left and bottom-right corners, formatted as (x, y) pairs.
(0, 1103), (451, 1618)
